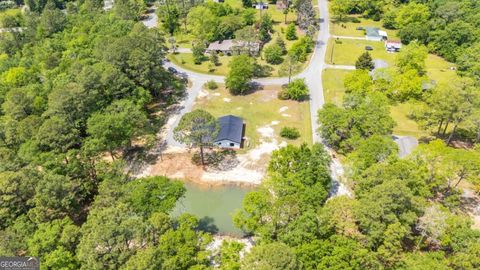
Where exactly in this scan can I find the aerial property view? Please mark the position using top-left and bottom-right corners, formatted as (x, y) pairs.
(0, 0), (479, 268)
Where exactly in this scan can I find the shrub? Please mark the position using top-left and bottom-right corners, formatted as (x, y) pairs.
(263, 44), (284, 65)
(206, 80), (218, 90)
(288, 36), (314, 62)
(192, 42), (206, 64)
(280, 127), (300, 139)
(275, 37), (287, 55)
(280, 78), (309, 101)
(285, 23), (297, 40)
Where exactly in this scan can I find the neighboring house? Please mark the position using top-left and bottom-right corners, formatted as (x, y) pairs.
(206, 39), (260, 56)
(253, 2), (268, 9)
(214, 115), (245, 149)
(385, 40), (402, 52)
(276, 0), (289, 10)
(365, 27), (387, 41)
(393, 136), (418, 158)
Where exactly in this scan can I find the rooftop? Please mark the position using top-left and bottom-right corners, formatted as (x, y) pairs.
(215, 115), (244, 144)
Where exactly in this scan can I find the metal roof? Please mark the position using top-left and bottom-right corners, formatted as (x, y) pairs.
(365, 27), (381, 37)
(215, 115), (244, 144)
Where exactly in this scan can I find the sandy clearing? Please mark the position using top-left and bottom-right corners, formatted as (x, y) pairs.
(281, 113), (291, 117)
(198, 89), (209, 98)
(223, 98), (231, 102)
(213, 93), (221, 96)
(257, 126), (275, 138)
(279, 106), (289, 113)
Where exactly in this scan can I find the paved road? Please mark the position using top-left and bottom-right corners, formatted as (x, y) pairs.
(147, 0), (350, 196)
(142, 6), (158, 29)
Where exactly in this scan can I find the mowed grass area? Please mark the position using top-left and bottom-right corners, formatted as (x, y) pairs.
(193, 85), (312, 149)
(168, 53), (231, 75)
(322, 68), (426, 137)
(326, 38), (397, 65)
(330, 16), (399, 39)
(425, 54), (458, 85)
(322, 69), (351, 106)
(167, 0), (310, 77)
(390, 103), (428, 137)
(326, 38), (461, 82)
(168, 48), (309, 77)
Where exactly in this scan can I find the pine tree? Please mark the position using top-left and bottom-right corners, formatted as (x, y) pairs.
(285, 23), (297, 40)
(355, 52), (375, 70)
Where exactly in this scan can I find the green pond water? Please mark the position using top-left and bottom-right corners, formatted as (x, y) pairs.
(172, 183), (253, 236)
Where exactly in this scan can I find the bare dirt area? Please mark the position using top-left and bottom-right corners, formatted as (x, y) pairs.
(459, 181), (480, 229)
(147, 150), (266, 186)
(146, 120), (288, 186)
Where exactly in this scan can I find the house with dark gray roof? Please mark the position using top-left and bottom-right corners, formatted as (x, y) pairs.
(214, 115), (245, 149)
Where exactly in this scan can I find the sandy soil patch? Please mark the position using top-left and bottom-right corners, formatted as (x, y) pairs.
(223, 98), (231, 102)
(279, 106), (288, 113)
(213, 93), (221, 96)
(282, 113), (291, 117)
(198, 89), (209, 98)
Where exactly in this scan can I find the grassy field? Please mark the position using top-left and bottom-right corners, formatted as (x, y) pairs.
(168, 53), (231, 75)
(322, 69), (351, 106)
(166, 0), (310, 77)
(330, 16), (399, 39)
(425, 54), (458, 85)
(168, 49), (309, 77)
(322, 68), (426, 137)
(325, 38), (397, 65)
(193, 85), (312, 149)
(326, 38), (461, 84)
(390, 103), (428, 137)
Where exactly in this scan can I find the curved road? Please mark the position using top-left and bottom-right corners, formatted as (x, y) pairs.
(162, 0), (330, 144)
(147, 0), (350, 196)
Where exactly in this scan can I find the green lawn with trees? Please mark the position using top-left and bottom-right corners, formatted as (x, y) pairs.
(193, 84), (312, 149)
(0, 0), (479, 268)
(162, 0), (316, 77)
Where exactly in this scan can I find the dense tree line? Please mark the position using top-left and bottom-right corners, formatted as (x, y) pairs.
(0, 2), (215, 269)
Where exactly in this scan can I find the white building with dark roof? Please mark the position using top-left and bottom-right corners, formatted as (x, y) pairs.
(214, 115), (245, 149)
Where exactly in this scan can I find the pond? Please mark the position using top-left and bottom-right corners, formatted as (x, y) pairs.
(172, 182), (253, 236)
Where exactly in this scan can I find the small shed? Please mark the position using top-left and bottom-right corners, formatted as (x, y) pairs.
(253, 2), (268, 9)
(385, 40), (402, 52)
(365, 27), (387, 41)
(214, 115), (245, 149)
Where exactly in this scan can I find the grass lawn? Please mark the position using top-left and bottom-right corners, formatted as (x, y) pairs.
(325, 38), (461, 84)
(193, 84), (312, 150)
(330, 16), (399, 39)
(323, 69), (352, 106)
(326, 38), (397, 65)
(425, 54), (458, 85)
(390, 103), (428, 137)
(166, 0), (312, 77)
(168, 50), (309, 77)
(168, 53), (231, 75)
(322, 69), (426, 138)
